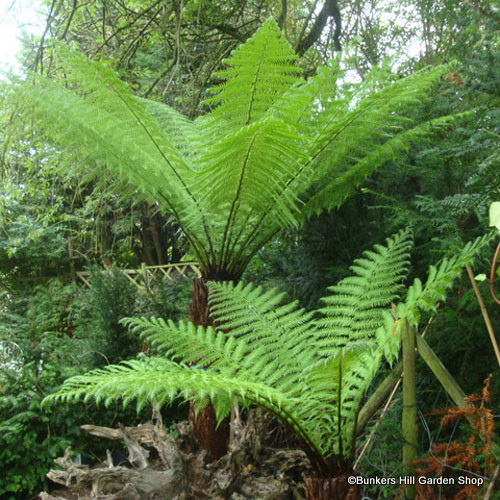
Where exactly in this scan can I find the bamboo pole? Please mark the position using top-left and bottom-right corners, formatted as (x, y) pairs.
(402, 320), (417, 500)
(465, 264), (500, 367)
(484, 464), (499, 500)
(357, 363), (403, 435)
(355, 312), (438, 459)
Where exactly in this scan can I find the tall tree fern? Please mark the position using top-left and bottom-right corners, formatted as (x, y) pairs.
(16, 19), (453, 286)
(44, 231), (490, 495)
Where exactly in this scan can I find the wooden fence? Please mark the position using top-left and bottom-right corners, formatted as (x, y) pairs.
(77, 262), (201, 290)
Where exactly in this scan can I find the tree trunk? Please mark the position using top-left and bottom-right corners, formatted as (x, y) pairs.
(304, 475), (361, 500)
(188, 277), (229, 459)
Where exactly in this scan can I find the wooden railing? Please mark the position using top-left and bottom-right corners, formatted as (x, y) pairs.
(77, 262), (201, 290)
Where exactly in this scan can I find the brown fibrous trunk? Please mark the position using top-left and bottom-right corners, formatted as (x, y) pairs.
(304, 474), (361, 500)
(188, 277), (230, 460)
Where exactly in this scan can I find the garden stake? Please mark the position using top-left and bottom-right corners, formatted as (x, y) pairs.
(415, 333), (468, 409)
(402, 320), (417, 500)
(465, 264), (500, 367)
(354, 313), (437, 470)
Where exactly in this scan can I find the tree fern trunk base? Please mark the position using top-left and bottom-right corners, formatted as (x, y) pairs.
(188, 402), (229, 460)
(304, 475), (361, 500)
(188, 277), (229, 459)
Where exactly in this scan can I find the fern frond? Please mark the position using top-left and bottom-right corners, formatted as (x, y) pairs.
(123, 317), (238, 371)
(243, 65), (452, 256)
(208, 281), (318, 379)
(305, 66), (451, 184)
(396, 232), (493, 327)
(43, 356), (316, 454)
(303, 112), (466, 217)
(374, 232), (494, 365)
(138, 98), (198, 157)
(15, 50), (217, 270)
(316, 229), (413, 353)
(202, 18), (301, 129)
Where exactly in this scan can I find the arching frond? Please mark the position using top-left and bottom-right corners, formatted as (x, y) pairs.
(257, 66), (451, 230)
(15, 49), (218, 270)
(302, 113), (466, 217)
(394, 232), (494, 327)
(139, 98), (198, 158)
(316, 229), (413, 352)
(202, 18), (301, 129)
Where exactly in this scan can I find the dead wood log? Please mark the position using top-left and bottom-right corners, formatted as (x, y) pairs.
(45, 447), (187, 500)
(120, 425), (149, 470)
(40, 418), (311, 500)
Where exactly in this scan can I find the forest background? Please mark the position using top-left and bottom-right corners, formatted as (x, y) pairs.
(0, 0), (499, 498)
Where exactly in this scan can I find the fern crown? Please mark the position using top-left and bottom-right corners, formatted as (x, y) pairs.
(17, 19), (453, 278)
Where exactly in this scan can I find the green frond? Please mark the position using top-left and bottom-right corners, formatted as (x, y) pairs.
(316, 229), (413, 353)
(123, 317), (237, 370)
(208, 281), (318, 377)
(395, 232), (494, 327)
(260, 65), (452, 227)
(302, 112), (466, 217)
(202, 18), (301, 129)
(373, 232), (493, 365)
(15, 49), (217, 270)
(138, 98), (198, 157)
(43, 356), (307, 444)
(307, 65), (451, 177)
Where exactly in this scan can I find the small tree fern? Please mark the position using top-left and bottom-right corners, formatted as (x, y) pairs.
(44, 231), (490, 480)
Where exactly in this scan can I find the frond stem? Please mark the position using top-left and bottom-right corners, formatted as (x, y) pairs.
(219, 130), (260, 271)
(103, 81), (218, 265)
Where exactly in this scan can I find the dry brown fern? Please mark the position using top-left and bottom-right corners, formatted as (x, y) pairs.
(413, 375), (496, 500)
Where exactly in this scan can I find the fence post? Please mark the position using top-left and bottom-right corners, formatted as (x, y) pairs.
(141, 262), (150, 291)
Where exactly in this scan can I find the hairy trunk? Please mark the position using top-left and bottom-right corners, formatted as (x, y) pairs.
(304, 475), (361, 500)
(188, 277), (229, 459)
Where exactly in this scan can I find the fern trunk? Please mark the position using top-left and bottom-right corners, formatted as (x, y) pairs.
(188, 277), (230, 459)
(304, 475), (361, 500)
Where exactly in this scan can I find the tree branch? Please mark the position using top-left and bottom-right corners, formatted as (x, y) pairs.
(296, 0), (341, 56)
(278, 0), (287, 30)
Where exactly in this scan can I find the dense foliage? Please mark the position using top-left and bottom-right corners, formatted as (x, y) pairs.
(0, 270), (189, 497)
(0, 0), (499, 498)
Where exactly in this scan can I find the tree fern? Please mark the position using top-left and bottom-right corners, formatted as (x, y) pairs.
(44, 231), (489, 475)
(15, 19), (454, 280)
